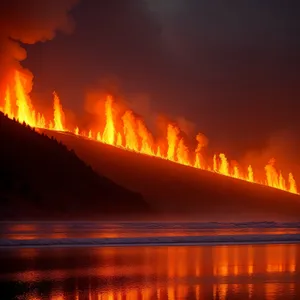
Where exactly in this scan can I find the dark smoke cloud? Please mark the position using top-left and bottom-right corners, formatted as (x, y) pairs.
(19, 0), (300, 173)
(0, 0), (78, 93)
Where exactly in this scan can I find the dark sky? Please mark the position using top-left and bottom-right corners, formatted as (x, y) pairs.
(23, 0), (300, 160)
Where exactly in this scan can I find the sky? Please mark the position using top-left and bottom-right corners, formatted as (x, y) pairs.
(22, 0), (300, 161)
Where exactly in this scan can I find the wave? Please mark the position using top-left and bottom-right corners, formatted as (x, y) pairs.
(1, 234), (300, 248)
(2, 221), (300, 232)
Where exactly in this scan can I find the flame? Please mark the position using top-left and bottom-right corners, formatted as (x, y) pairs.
(248, 165), (254, 182)
(4, 88), (12, 119)
(233, 165), (239, 179)
(96, 131), (101, 141)
(177, 138), (189, 166)
(219, 153), (229, 176)
(53, 91), (65, 131)
(167, 124), (180, 161)
(0, 71), (298, 196)
(194, 154), (201, 169)
(37, 112), (46, 128)
(116, 132), (123, 147)
(137, 119), (154, 155)
(102, 95), (115, 145)
(289, 173), (297, 194)
(15, 71), (36, 126)
(213, 155), (218, 172)
(122, 110), (139, 152)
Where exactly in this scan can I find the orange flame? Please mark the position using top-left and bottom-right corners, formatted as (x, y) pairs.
(4, 88), (13, 119)
(0, 72), (298, 196)
(122, 110), (139, 152)
(219, 153), (229, 176)
(167, 124), (180, 161)
(53, 91), (65, 131)
(177, 138), (189, 166)
(116, 132), (123, 147)
(102, 95), (115, 145)
(248, 165), (254, 182)
(289, 173), (297, 194)
(15, 71), (36, 126)
(96, 132), (101, 141)
(137, 119), (154, 155)
(233, 165), (239, 179)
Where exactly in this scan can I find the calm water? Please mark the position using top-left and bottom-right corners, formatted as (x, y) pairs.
(1, 222), (300, 299)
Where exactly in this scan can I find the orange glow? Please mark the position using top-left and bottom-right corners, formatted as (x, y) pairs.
(219, 153), (229, 176)
(177, 138), (189, 165)
(122, 110), (139, 152)
(167, 124), (180, 161)
(15, 71), (36, 126)
(1, 71), (299, 196)
(53, 91), (65, 131)
(116, 132), (123, 146)
(233, 165), (239, 178)
(96, 131), (101, 141)
(4, 88), (13, 119)
(137, 119), (154, 155)
(12, 244), (298, 299)
(248, 165), (254, 182)
(213, 154), (218, 172)
(88, 129), (92, 139)
(289, 173), (297, 194)
(102, 95), (115, 145)
(194, 154), (201, 169)
(37, 112), (46, 128)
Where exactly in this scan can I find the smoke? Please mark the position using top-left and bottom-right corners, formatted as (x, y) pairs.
(0, 0), (78, 94)
(241, 130), (300, 179)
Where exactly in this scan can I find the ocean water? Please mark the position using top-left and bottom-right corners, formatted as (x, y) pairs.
(0, 222), (300, 299)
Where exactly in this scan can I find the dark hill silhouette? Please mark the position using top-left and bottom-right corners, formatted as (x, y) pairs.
(45, 130), (300, 221)
(0, 112), (149, 219)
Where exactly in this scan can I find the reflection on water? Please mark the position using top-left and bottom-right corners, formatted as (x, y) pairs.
(0, 244), (299, 299)
(2, 222), (300, 240)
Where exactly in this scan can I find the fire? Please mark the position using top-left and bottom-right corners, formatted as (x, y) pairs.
(289, 173), (297, 194)
(102, 95), (116, 145)
(97, 131), (101, 141)
(1, 71), (65, 131)
(167, 124), (180, 161)
(0, 70), (298, 195)
(248, 165), (254, 182)
(15, 71), (36, 126)
(137, 119), (154, 155)
(219, 153), (229, 176)
(122, 110), (139, 152)
(4, 88), (12, 119)
(53, 91), (65, 131)
(233, 165), (239, 179)
(177, 138), (189, 166)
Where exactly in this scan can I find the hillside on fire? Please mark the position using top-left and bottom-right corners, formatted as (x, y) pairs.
(0, 112), (149, 219)
(46, 129), (300, 220)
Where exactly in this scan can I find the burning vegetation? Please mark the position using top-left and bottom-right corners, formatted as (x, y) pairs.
(0, 70), (298, 195)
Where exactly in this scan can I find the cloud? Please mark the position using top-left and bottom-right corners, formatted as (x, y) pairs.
(0, 0), (78, 93)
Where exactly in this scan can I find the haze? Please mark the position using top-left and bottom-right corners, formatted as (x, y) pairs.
(22, 0), (300, 165)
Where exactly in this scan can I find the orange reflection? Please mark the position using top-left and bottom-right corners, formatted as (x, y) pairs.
(7, 244), (299, 300)
(213, 284), (228, 300)
(265, 244), (296, 273)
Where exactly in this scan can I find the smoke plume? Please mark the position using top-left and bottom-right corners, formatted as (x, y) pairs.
(0, 0), (78, 94)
